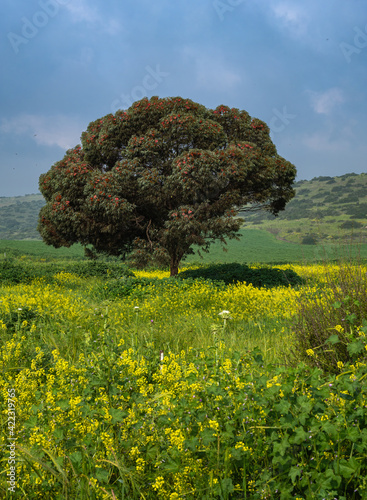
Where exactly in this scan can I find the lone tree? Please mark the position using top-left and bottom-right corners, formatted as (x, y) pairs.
(38, 96), (296, 276)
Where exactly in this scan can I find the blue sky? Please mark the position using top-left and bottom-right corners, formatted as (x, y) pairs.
(1, 0), (367, 196)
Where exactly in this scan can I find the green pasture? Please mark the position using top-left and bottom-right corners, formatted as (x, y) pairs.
(1, 228), (367, 264)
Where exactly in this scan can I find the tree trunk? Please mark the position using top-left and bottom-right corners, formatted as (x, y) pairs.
(170, 254), (180, 277)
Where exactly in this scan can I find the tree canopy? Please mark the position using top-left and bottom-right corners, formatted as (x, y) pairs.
(38, 96), (296, 275)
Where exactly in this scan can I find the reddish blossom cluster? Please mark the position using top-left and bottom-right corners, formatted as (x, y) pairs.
(250, 119), (265, 130)
(170, 208), (194, 220)
(213, 105), (230, 115)
(51, 199), (70, 213)
(132, 97), (198, 114)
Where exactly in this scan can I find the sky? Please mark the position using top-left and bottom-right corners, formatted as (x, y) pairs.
(1, 0), (367, 197)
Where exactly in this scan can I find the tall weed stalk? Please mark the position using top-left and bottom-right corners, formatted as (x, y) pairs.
(290, 257), (367, 373)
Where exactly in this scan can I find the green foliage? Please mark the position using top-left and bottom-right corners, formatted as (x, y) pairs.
(38, 96), (296, 275)
(98, 276), (160, 299)
(2, 336), (367, 498)
(0, 259), (33, 284)
(0, 305), (40, 332)
(0, 239), (85, 259)
(98, 276), (223, 300)
(339, 220), (363, 229)
(242, 172), (367, 245)
(178, 262), (304, 288)
(346, 203), (367, 219)
(291, 261), (367, 373)
(0, 258), (134, 285)
(301, 234), (318, 245)
(68, 260), (134, 279)
(0, 195), (45, 240)
(2, 257), (367, 497)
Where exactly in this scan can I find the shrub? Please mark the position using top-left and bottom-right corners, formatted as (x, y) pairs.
(301, 235), (318, 245)
(0, 259), (134, 285)
(178, 262), (304, 288)
(97, 276), (224, 300)
(0, 260), (32, 284)
(290, 260), (367, 373)
(339, 220), (363, 229)
(315, 175), (333, 181)
(68, 260), (135, 279)
(98, 276), (160, 299)
(346, 203), (367, 219)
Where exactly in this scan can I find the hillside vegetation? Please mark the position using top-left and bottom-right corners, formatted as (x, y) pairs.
(0, 194), (44, 240)
(241, 172), (367, 245)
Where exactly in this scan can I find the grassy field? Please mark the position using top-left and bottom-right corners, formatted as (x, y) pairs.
(2, 228), (367, 265)
(186, 229), (367, 264)
(1, 249), (367, 498)
(0, 240), (85, 260)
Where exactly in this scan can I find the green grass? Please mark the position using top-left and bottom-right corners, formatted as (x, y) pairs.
(2, 228), (367, 266)
(185, 228), (367, 265)
(0, 240), (85, 260)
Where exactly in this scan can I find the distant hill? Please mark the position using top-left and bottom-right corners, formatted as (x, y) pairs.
(241, 172), (367, 244)
(0, 193), (45, 239)
(0, 172), (366, 243)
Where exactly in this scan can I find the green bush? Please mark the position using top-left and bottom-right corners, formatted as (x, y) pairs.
(178, 263), (304, 288)
(0, 259), (135, 286)
(301, 235), (317, 245)
(98, 276), (224, 300)
(68, 260), (135, 279)
(0, 260), (33, 284)
(291, 261), (367, 373)
(339, 220), (363, 229)
(98, 276), (159, 299)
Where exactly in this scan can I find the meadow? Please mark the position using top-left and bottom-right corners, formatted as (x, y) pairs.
(0, 245), (367, 499)
(2, 228), (367, 264)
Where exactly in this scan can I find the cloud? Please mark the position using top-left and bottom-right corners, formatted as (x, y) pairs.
(0, 114), (86, 150)
(181, 47), (242, 91)
(64, 0), (123, 34)
(269, 2), (310, 39)
(302, 119), (355, 152)
(64, 0), (99, 23)
(308, 88), (345, 115)
(303, 132), (344, 152)
(261, 0), (336, 52)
